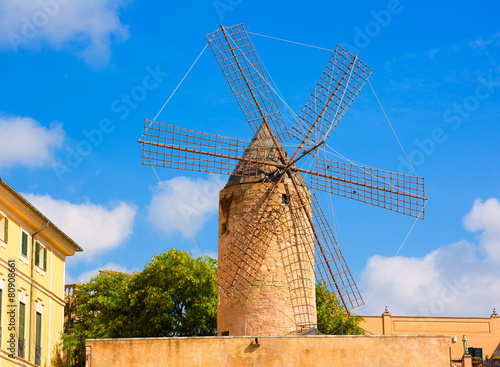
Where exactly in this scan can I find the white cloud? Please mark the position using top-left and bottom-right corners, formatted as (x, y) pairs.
(463, 198), (500, 263)
(66, 262), (139, 284)
(23, 193), (137, 260)
(0, 115), (64, 169)
(468, 32), (500, 49)
(360, 198), (500, 317)
(147, 175), (225, 238)
(0, 0), (131, 65)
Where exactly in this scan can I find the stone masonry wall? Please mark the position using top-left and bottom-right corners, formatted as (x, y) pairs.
(217, 181), (316, 336)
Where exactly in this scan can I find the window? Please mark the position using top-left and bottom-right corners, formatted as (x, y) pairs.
(35, 312), (42, 366)
(0, 215), (7, 243)
(19, 302), (25, 358)
(35, 241), (40, 266)
(21, 231), (28, 258)
(282, 194), (289, 205)
(35, 242), (48, 272)
(43, 247), (47, 271)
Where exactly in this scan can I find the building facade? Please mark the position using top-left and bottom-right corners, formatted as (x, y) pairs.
(360, 308), (500, 362)
(0, 179), (82, 366)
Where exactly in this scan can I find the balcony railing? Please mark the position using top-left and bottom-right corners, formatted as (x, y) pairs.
(65, 283), (77, 297)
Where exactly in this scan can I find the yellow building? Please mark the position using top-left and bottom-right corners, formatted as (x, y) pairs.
(0, 178), (82, 366)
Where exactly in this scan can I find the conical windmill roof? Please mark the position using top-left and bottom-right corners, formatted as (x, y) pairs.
(225, 123), (308, 189)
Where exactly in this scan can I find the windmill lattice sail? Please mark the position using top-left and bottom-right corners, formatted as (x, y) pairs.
(311, 158), (426, 219)
(218, 183), (286, 301)
(278, 193), (318, 328)
(206, 24), (291, 142)
(309, 194), (364, 311)
(141, 119), (286, 178)
(292, 45), (372, 149)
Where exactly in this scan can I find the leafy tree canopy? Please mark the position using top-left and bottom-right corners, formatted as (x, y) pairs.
(62, 270), (132, 366)
(126, 249), (217, 337)
(63, 249), (217, 366)
(316, 285), (365, 335)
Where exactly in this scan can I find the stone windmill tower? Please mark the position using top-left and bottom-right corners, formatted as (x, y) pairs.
(139, 24), (427, 336)
(217, 123), (316, 335)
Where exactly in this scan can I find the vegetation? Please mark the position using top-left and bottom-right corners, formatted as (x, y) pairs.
(125, 250), (217, 337)
(62, 249), (217, 367)
(48, 341), (64, 367)
(316, 284), (365, 335)
(62, 270), (133, 366)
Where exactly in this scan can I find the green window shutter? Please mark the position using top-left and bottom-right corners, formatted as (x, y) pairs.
(43, 247), (48, 271)
(19, 302), (26, 340)
(21, 231), (28, 257)
(35, 312), (42, 348)
(4, 217), (8, 243)
(35, 241), (40, 266)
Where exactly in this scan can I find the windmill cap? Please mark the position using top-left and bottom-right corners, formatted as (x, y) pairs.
(225, 123), (308, 189)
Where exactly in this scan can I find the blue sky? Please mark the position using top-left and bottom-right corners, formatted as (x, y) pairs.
(0, 0), (499, 317)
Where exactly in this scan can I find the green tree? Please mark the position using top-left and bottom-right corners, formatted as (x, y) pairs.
(316, 285), (365, 335)
(63, 271), (131, 366)
(125, 249), (217, 337)
(62, 249), (217, 366)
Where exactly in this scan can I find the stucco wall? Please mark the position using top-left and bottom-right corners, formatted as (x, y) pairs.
(86, 335), (450, 367)
(361, 314), (500, 360)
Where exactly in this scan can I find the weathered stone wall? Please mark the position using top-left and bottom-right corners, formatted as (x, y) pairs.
(217, 182), (316, 336)
(85, 335), (451, 367)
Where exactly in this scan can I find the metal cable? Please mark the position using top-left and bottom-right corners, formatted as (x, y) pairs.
(141, 43), (209, 141)
(149, 164), (204, 258)
(368, 79), (418, 178)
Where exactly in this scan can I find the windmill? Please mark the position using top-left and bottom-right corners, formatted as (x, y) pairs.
(139, 24), (427, 336)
